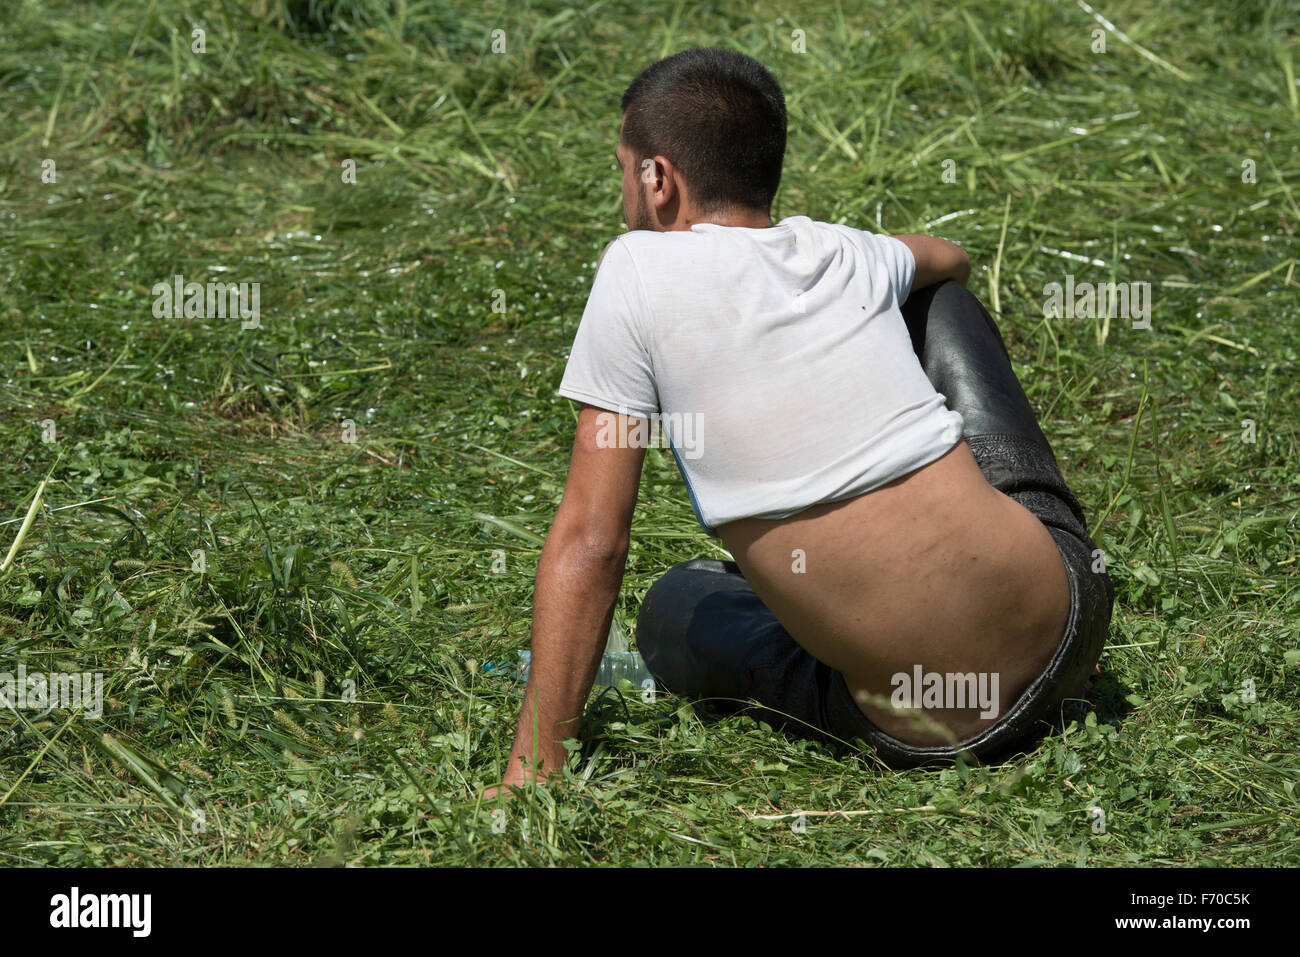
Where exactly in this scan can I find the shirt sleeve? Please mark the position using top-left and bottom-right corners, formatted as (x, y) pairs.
(853, 229), (917, 306)
(556, 238), (660, 419)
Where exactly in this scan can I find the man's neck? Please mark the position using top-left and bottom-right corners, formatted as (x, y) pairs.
(671, 207), (774, 230)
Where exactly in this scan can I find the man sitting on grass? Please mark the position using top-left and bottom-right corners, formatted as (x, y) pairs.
(488, 47), (1113, 794)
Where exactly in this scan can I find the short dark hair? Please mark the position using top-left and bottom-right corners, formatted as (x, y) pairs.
(620, 48), (786, 214)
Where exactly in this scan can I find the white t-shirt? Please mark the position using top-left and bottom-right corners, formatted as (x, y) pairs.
(557, 215), (964, 535)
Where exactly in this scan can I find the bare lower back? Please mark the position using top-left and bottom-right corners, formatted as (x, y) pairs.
(716, 439), (1071, 746)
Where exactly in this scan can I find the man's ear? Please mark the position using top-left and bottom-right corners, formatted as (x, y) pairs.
(651, 155), (680, 208)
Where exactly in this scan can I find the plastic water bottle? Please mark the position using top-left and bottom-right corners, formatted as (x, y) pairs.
(489, 618), (655, 691)
(513, 650), (654, 689)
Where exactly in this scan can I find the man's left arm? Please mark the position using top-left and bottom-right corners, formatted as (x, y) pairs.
(490, 403), (646, 792)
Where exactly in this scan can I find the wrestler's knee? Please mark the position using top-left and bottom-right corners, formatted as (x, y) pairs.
(637, 557), (751, 692)
(902, 278), (983, 319)
(637, 559), (720, 661)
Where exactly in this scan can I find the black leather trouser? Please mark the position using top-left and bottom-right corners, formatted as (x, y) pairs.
(634, 282), (1115, 768)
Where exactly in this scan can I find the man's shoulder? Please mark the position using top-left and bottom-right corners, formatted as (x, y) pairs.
(814, 219), (873, 241)
(594, 229), (699, 274)
(592, 218), (873, 271)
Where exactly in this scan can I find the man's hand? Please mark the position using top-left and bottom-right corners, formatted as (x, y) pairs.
(478, 740), (569, 799)
(497, 403), (647, 789)
(478, 764), (538, 806)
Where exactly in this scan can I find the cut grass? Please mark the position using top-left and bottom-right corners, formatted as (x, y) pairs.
(0, 0), (1297, 865)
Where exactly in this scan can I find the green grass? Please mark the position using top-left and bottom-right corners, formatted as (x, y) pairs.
(0, 0), (1297, 866)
